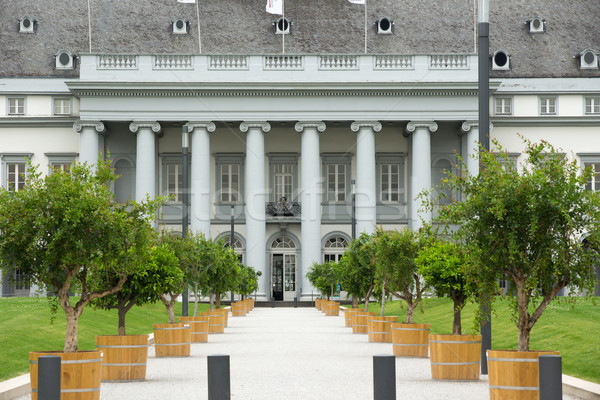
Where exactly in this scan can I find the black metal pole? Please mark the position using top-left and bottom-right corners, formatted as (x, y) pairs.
(478, 0), (491, 375)
(38, 355), (61, 400)
(181, 125), (189, 317)
(539, 355), (562, 400)
(351, 179), (356, 240)
(373, 355), (396, 400)
(230, 204), (235, 304)
(207, 354), (231, 400)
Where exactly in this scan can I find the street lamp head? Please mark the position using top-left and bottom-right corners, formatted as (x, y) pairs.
(478, 0), (489, 23)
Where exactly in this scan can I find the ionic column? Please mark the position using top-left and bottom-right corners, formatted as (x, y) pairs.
(351, 121), (381, 235)
(295, 121), (326, 299)
(129, 121), (161, 202)
(405, 121), (437, 229)
(185, 122), (216, 238)
(460, 121), (480, 177)
(240, 122), (270, 300)
(73, 121), (106, 166)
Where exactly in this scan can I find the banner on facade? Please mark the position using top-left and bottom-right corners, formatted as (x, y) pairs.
(266, 0), (283, 15)
(348, 0), (366, 4)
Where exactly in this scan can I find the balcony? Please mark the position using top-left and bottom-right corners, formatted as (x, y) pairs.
(266, 200), (301, 218)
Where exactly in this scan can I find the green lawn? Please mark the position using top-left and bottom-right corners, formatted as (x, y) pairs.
(354, 297), (600, 384)
(0, 296), (210, 381)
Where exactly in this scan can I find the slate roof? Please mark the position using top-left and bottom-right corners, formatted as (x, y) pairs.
(0, 0), (598, 79)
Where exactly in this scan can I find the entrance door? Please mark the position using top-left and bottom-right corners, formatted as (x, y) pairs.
(283, 254), (296, 301)
(272, 254), (284, 301)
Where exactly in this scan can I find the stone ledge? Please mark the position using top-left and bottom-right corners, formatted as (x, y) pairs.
(0, 373), (30, 400)
(563, 374), (600, 400)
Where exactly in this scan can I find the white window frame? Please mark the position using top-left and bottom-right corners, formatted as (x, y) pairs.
(221, 163), (241, 203)
(579, 154), (600, 192)
(376, 153), (406, 204)
(53, 97), (72, 116)
(46, 153), (77, 174)
(326, 163), (346, 202)
(495, 97), (512, 116)
(7, 97), (25, 115)
(268, 153), (298, 202)
(539, 97), (557, 115)
(1, 153), (32, 192)
(215, 153), (244, 205)
(322, 153), (351, 205)
(584, 97), (600, 115)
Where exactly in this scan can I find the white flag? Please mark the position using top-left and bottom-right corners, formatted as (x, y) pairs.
(348, 0), (365, 3)
(178, 0), (196, 3)
(266, 0), (283, 15)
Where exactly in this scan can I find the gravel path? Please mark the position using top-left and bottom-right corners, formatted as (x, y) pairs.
(16, 307), (582, 400)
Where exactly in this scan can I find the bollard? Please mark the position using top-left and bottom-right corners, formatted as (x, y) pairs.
(38, 355), (61, 400)
(271, 297), (275, 308)
(373, 354), (395, 400)
(294, 297), (298, 308)
(208, 355), (230, 400)
(539, 355), (562, 400)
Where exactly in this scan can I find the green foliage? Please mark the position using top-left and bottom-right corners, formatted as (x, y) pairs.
(238, 264), (261, 297)
(0, 159), (161, 351)
(307, 261), (340, 299)
(146, 243), (185, 323)
(433, 138), (600, 350)
(338, 232), (377, 308)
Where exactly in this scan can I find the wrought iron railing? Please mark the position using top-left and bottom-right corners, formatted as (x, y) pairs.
(265, 201), (301, 217)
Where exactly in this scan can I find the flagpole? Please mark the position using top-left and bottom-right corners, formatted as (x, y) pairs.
(282, 0), (285, 54)
(196, 0), (201, 53)
(364, 0), (367, 54)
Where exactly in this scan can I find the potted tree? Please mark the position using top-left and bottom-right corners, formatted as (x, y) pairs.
(338, 233), (378, 333)
(416, 238), (480, 380)
(0, 159), (160, 399)
(377, 228), (430, 355)
(307, 261), (341, 316)
(437, 139), (600, 397)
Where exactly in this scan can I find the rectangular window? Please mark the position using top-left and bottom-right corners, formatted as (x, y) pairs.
(8, 98), (25, 115)
(539, 97), (556, 115)
(327, 164), (346, 202)
(15, 268), (30, 290)
(585, 97), (600, 115)
(166, 163), (183, 202)
(495, 97), (512, 115)
(221, 163), (240, 203)
(53, 98), (71, 115)
(380, 163), (401, 202)
(274, 164), (293, 201)
(584, 162), (600, 192)
(6, 162), (26, 192)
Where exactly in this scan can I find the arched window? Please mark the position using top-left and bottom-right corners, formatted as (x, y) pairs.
(218, 234), (245, 263)
(271, 236), (296, 249)
(323, 235), (349, 263)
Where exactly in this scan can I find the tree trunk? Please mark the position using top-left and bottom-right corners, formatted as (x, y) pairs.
(352, 297), (359, 308)
(515, 279), (531, 351)
(216, 292), (221, 309)
(452, 301), (462, 335)
(209, 293), (214, 311)
(193, 284), (199, 317)
(167, 303), (176, 324)
(380, 283), (386, 316)
(118, 306), (127, 336)
(405, 302), (415, 324)
(363, 285), (374, 312)
(64, 312), (80, 353)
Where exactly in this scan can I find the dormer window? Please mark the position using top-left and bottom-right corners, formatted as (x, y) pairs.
(578, 50), (598, 70)
(55, 50), (74, 70)
(376, 17), (393, 34)
(492, 50), (510, 71)
(274, 17), (290, 34)
(19, 16), (36, 33)
(527, 17), (545, 33)
(172, 18), (190, 34)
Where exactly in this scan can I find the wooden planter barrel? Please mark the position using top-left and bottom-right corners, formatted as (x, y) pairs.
(429, 334), (481, 381)
(204, 312), (226, 333)
(323, 301), (340, 316)
(315, 299), (323, 310)
(351, 312), (376, 334)
(29, 351), (102, 400)
(153, 323), (191, 357)
(343, 308), (359, 327)
(231, 302), (246, 317)
(178, 316), (209, 343)
(487, 349), (560, 400)
(391, 323), (430, 357)
(367, 316), (398, 343)
(95, 334), (149, 382)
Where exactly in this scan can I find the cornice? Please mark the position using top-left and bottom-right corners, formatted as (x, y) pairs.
(491, 116), (600, 127)
(295, 121), (326, 133)
(0, 117), (77, 127)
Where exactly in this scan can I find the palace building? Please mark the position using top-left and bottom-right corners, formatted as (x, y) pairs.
(1, 0), (600, 299)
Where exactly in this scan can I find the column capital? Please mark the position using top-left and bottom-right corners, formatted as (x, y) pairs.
(129, 121), (162, 134)
(351, 121), (382, 133)
(73, 120), (106, 134)
(240, 121), (271, 133)
(404, 121), (438, 136)
(458, 120), (479, 137)
(185, 121), (216, 133)
(295, 121), (326, 133)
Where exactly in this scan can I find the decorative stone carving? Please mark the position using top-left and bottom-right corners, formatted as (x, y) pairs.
(185, 122), (216, 133)
(73, 121), (106, 134)
(294, 121), (326, 133)
(404, 121), (438, 136)
(350, 121), (382, 132)
(129, 121), (161, 134)
(239, 122), (271, 133)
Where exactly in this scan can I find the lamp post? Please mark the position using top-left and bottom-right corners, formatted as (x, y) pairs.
(478, 0), (491, 375)
(351, 179), (356, 240)
(181, 125), (189, 317)
(230, 204), (235, 303)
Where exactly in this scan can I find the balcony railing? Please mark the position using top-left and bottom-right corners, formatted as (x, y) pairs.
(266, 201), (301, 217)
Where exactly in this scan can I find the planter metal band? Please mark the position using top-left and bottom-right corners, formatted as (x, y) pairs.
(29, 358), (103, 365)
(487, 357), (539, 363)
(154, 342), (191, 346)
(431, 361), (480, 366)
(370, 332), (391, 335)
(489, 385), (538, 391)
(32, 388), (101, 393)
(430, 340), (482, 344)
(103, 362), (147, 366)
(392, 328), (430, 331)
(192, 332), (209, 335)
(393, 343), (428, 347)
(96, 344), (149, 348)
(153, 327), (190, 330)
